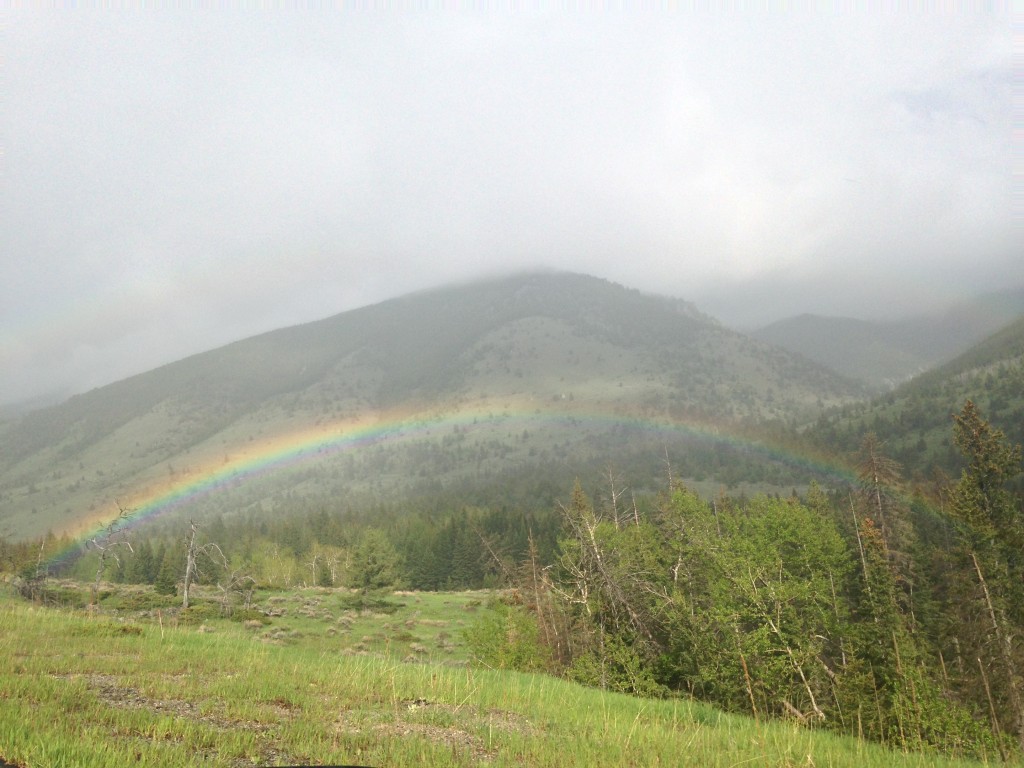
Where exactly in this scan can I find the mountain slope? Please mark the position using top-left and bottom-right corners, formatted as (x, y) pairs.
(751, 287), (1024, 389)
(808, 313), (1024, 479)
(0, 273), (867, 540)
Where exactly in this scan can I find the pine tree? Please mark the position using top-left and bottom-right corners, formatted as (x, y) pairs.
(348, 529), (401, 593)
(125, 540), (155, 584)
(154, 545), (178, 596)
(948, 400), (1024, 753)
(950, 400), (1023, 557)
(856, 433), (912, 558)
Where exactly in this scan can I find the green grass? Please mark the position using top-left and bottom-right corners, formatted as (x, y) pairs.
(0, 584), (998, 767)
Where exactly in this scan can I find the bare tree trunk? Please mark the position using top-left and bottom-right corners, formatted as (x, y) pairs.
(183, 520), (199, 610)
(971, 551), (1024, 752)
(605, 466), (625, 530)
(88, 506), (134, 609)
(850, 497), (872, 606)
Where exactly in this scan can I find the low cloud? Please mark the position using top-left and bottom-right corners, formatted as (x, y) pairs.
(1, 10), (1016, 403)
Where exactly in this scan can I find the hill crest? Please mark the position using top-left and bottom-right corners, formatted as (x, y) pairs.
(0, 272), (866, 540)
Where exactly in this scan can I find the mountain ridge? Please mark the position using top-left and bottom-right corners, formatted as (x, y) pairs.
(0, 272), (865, 540)
(750, 287), (1024, 388)
(807, 312), (1024, 480)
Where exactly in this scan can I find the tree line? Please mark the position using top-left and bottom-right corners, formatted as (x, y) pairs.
(468, 401), (1023, 761)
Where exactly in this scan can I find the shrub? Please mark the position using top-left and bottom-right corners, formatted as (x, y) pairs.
(105, 588), (179, 612)
(463, 600), (550, 673)
(230, 608), (270, 624)
(178, 602), (219, 626)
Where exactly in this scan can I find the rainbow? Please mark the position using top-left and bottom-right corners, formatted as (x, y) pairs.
(42, 399), (855, 571)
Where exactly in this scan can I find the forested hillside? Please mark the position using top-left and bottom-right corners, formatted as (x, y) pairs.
(0, 273), (865, 541)
(807, 314), (1024, 488)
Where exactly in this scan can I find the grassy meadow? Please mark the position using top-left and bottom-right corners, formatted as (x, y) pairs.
(0, 582), (1002, 768)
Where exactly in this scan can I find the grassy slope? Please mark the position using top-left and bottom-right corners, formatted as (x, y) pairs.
(0, 586), (994, 768)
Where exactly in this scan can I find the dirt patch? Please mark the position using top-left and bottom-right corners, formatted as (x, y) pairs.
(336, 714), (493, 763)
(404, 699), (536, 735)
(58, 673), (278, 733)
(332, 698), (538, 763)
(59, 673), (308, 766)
(92, 674), (269, 731)
(484, 708), (538, 735)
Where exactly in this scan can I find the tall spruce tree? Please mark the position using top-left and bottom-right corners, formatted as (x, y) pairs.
(948, 400), (1024, 753)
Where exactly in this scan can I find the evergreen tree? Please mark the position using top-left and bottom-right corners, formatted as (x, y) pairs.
(154, 542), (179, 596)
(950, 400), (1023, 558)
(125, 540), (155, 584)
(856, 433), (913, 561)
(348, 529), (401, 593)
(947, 400), (1024, 753)
(315, 558), (334, 587)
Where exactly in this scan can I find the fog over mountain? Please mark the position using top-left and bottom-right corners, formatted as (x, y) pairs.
(2, 9), (1016, 405)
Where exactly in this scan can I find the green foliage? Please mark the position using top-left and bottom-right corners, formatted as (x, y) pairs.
(177, 601), (219, 626)
(463, 598), (551, 673)
(124, 539), (157, 584)
(314, 559), (334, 587)
(335, 592), (405, 615)
(347, 529), (402, 593)
(567, 632), (666, 698)
(103, 587), (179, 612)
(544, 473), (1012, 760)
(154, 545), (179, 596)
(950, 399), (1023, 550)
(944, 400), (1024, 754)
(26, 582), (91, 609)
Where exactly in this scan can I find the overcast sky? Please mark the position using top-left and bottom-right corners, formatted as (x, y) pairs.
(2, 7), (1017, 405)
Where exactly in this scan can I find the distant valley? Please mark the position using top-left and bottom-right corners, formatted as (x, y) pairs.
(750, 286), (1024, 389)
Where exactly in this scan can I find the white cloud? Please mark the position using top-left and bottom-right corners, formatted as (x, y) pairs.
(1, 8), (1016, 403)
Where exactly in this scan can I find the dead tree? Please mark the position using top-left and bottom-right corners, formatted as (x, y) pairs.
(182, 519), (226, 610)
(604, 465), (627, 530)
(216, 566), (257, 615)
(87, 505), (134, 608)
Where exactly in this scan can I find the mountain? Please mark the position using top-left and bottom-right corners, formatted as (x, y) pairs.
(807, 313), (1024, 481)
(750, 287), (1024, 389)
(0, 273), (867, 541)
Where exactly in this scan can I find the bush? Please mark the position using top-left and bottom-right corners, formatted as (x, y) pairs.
(105, 588), (179, 612)
(566, 634), (666, 698)
(336, 593), (404, 615)
(178, 602), (219, 626)
(463, 600), (550, 673)
(229, 608), (270, 624)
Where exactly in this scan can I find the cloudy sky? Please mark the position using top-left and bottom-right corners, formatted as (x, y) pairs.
(2, 7), (1017, 405)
